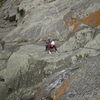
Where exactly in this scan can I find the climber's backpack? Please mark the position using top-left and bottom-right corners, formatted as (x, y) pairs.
(45, 39), (52, 51)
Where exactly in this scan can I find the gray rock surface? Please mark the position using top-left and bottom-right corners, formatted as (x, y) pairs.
(0, 0), (100, 100)
(0, 44), (76, 83)
(59, 24), (95, 52)
(6, 54), (100, 100)
(0, 61), (6, 71)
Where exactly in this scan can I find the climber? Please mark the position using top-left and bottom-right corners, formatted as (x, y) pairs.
(0, 39), (5, 50)
(45, 39), (59, 55)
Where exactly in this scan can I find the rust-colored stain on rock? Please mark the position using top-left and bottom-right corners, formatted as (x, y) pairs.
(94, 95), (100, 100)
(53, 76), (75, 100)
(83, 10), (100, 26)
(65, 10), (100, 31)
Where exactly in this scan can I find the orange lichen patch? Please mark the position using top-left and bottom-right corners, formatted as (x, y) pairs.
(64, 10), (100, 32)
(73, 23), (80, 31)
(53, 76), (75, 100)
(82, 10), (100, 26)
(93, 89), (100, 100)
(94, 95), (100, 100)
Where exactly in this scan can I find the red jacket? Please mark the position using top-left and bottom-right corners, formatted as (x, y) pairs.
(47, 43), (57, 51)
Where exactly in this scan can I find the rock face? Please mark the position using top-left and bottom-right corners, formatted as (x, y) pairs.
(47, 55), (100, 100)
(59, 24), (95, 52)
(6, 55), (100, 100)
(1, 0), (100, 41)
(0, 0), (100, 100)
(1, 44), (74, 85)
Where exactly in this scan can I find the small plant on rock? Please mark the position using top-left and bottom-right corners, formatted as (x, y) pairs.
(84, 53), (89, 58)
(17, 39), (28, 43)
(76, 54), (83, 61)
(76, 53), (89, 61)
